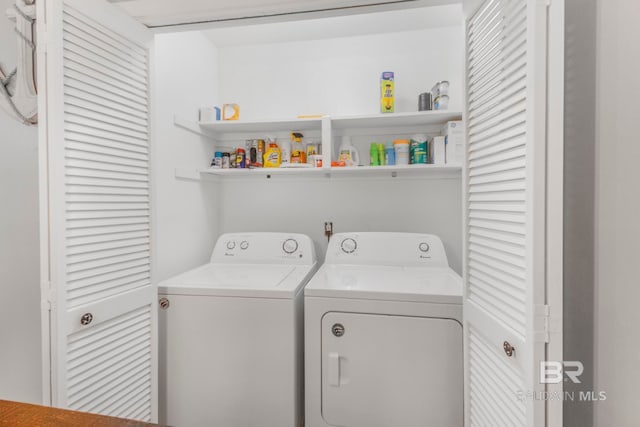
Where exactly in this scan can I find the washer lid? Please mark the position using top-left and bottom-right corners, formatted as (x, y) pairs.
(304, 264), (462, 304)
(158, 263), (316, 298)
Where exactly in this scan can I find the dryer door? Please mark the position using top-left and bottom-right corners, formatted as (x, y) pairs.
(321, 312), (463, 427)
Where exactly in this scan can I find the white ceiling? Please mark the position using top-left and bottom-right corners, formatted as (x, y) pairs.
(109, 0), (461, 28)
(203, 4), (462, 47)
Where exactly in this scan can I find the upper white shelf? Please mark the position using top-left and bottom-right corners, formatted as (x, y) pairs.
(330, 111), (462, 129)
(199, 117), (324, 135)
(174, 111), (462, 138)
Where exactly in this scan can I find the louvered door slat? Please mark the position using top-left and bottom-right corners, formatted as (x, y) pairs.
(63, 11), (147, 63)
(66, 152), (148, 169)
(42, 0), (155, 421)
(65, 123), (148, 148)
(67, 267), (150, 295)
(65, 90), (148, 122)
(64, 68), (148, 107)
(65, 80), (148, 115)
(62, 40), (147, 86)
(64, 105), (149, 134)
(63, 56), (148, 100)
(66, 158), (148, 176)
(66, 137), (149, 157)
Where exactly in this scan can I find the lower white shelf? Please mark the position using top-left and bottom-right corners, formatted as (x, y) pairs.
(175, 164), (462, 180)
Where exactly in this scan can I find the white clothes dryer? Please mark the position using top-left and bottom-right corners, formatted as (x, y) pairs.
(158, 232), (317, 427)
(305, 232), (463, 427)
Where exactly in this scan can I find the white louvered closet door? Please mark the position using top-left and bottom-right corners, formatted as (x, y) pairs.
(463, 0), (550, 426)
(37, 0), (156, 421)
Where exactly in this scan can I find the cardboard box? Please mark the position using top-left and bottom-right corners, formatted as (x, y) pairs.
(380, 72), (394, 113)
(431, 136), (446, 165)
(443, 121), (465, 165)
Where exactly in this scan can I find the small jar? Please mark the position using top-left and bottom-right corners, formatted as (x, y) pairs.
(439, 81), (450, 96)
(434, 95), (450, 110)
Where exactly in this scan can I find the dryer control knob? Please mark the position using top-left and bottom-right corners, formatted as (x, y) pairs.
(419, 242), (430, 253)
(240, 241), (249, 250)
(283, 238), (299, 254)
(341, 238), (357, 254)
(226, 241), (236, 250)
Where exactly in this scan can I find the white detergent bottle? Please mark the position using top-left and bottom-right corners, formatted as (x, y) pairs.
(280, 138), (291, 165)
(338, 136), (360, 167)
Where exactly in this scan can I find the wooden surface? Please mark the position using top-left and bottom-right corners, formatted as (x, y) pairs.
(0, 400), (160, 426)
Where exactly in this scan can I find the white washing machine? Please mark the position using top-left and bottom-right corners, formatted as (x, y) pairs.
(305, 232), (463, 427)
(158, 232), (317, 427)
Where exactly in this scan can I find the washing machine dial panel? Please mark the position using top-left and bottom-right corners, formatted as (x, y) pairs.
(340, 238), (358, 254)
(282, 238), (299, 254)
(240, 241), (249, 250)
(226, 240), (236, 250)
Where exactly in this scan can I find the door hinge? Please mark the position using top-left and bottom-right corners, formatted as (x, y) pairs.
(534, 304), (550, 343)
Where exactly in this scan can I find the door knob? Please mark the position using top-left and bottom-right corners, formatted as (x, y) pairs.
(80, 313), (93, 326)
(503, 341), (515, 357)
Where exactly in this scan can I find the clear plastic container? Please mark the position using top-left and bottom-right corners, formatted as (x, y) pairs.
(394, 139), (410, 165)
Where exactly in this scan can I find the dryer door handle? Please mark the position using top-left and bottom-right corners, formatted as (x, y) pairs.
(328, 352), (340, 387)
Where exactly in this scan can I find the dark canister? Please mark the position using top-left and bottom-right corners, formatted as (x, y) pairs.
(418, 92), (432, 111)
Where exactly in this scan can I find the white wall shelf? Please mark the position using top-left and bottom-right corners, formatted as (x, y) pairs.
(173, 111), (463, 180)
(330, 111), (462, 129)
(200, 117), (324, 135)
(174, 110), (462, 139)
(174, 164), (461, 181)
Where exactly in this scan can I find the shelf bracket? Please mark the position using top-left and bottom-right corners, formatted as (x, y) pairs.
(173, 114), (215, 138)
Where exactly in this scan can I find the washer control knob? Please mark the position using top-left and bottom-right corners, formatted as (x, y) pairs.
(282, 238), (299, 254)
(341, 238), (357, 254)
(240, 241), (249, 250)
(226, 241), (236, 250)
(419, 242), (430, 253)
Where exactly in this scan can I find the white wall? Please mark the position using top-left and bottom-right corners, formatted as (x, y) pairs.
(213, 23), (464, 271)
(216, 26), (464, 119)
(594, 0), (640, 425)
(0, 0), (42, 404)
(153, 31), (221, 281)
(220, 176), (462, 272)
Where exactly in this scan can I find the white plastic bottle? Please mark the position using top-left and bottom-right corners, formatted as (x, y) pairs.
(280, 138), (291, 165)
(338, 136), (360, 167)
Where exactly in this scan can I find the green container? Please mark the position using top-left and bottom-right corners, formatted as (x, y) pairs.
(370, 142), (380, 166)
(410, 138), (428, 164)
(377, 143), (386, 166)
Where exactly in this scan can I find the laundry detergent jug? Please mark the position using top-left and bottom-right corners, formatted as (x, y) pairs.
(338, 136), (360, 167)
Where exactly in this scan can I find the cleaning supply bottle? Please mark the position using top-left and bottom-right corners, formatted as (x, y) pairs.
(264, 143), (281, 168)
(377, 143), (385, 166)
(280, 138), (291, 165)
(370, 142), (380, 166)
(338, 136), (360, 167)
(385, 143), (395, 165)
(290, 132), (306, 164)
(305, 140), (320, 165)
(394, 139), (410, 165)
